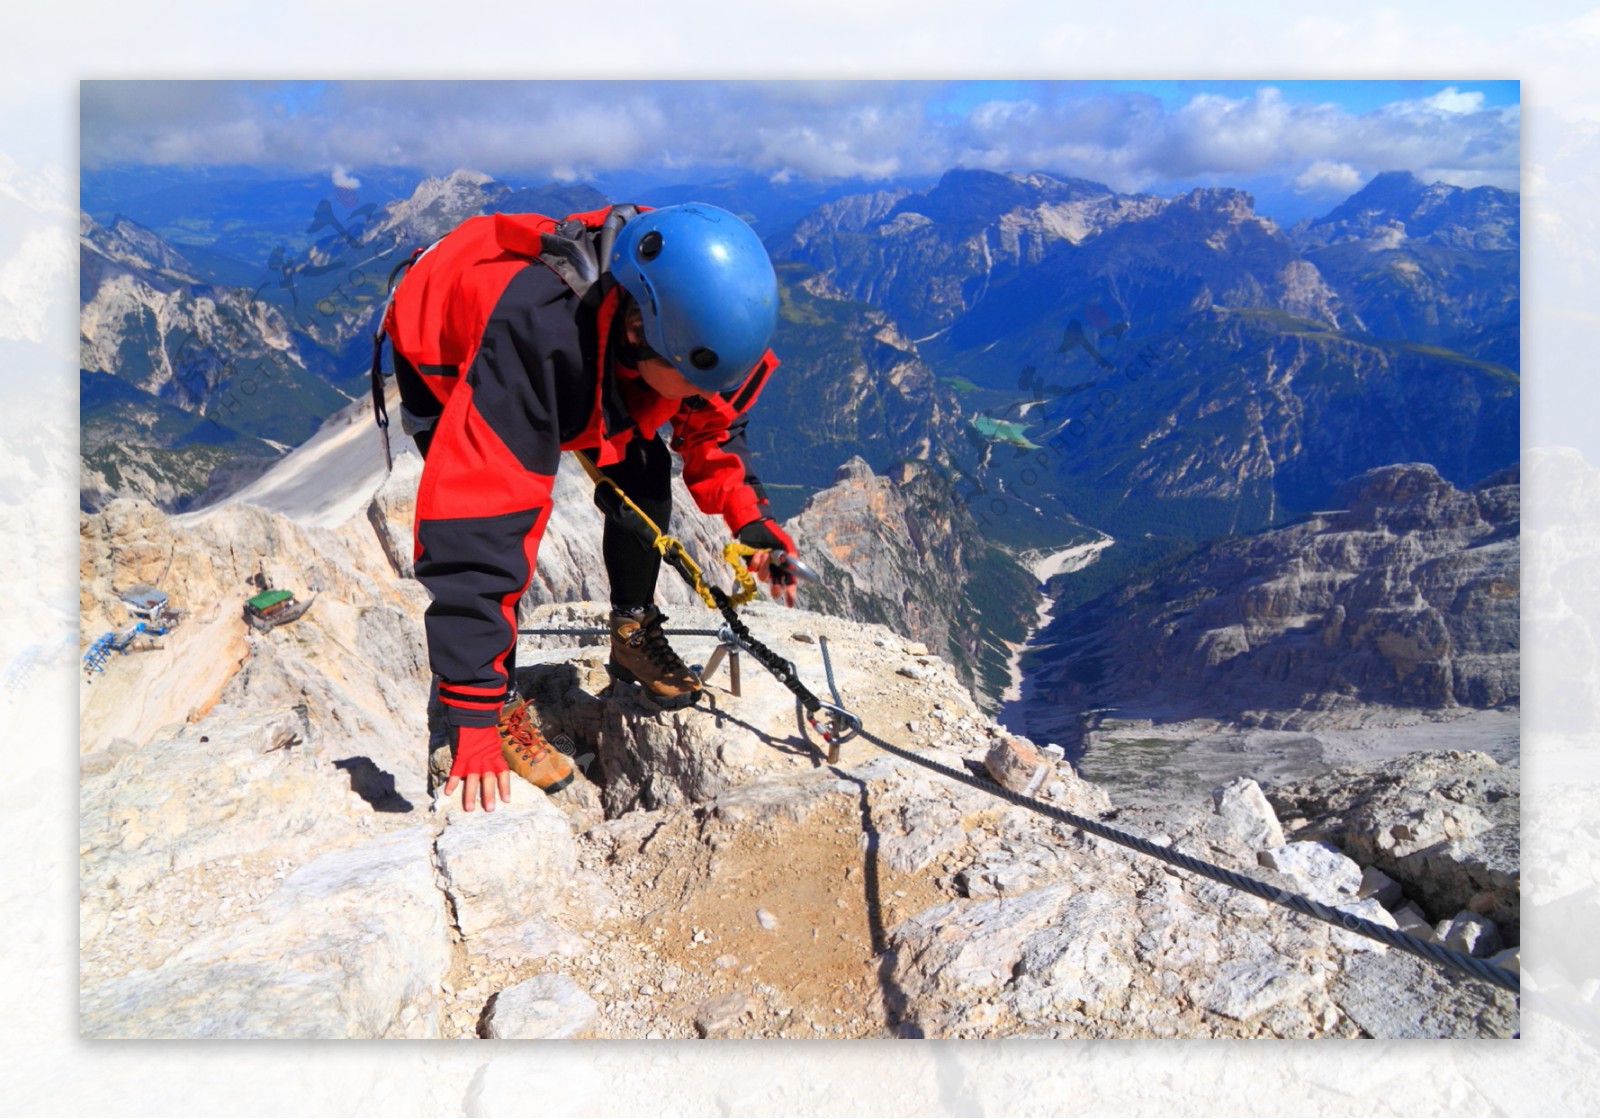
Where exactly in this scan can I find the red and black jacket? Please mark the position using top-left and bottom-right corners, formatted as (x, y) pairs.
(383, 205), (778, 727)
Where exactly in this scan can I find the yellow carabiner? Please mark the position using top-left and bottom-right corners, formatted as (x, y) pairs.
(721, 541), (760, 606)
(573, 451), (760, 610)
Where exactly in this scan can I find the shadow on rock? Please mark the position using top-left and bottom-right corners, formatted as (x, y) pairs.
(834, 765), (921, 1038)
(333, 756), (413, 813)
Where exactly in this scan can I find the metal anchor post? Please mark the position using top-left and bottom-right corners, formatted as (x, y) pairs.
(699, 634), (743, 697)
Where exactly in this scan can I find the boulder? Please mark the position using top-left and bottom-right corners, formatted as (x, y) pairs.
(984, 737), (1053, 795)
(1258, 841), (1363, 905)
(1488, 946), (1520, 974)
(1358, 866), (1405, 909)
(1392, 901), (1437, 943)
(484, 973), (598, 1039)
(1436, 911), (1504, 958)
(1212, 777), (1286, 851)
(1329, 896), (1399, 955)
(1268, 750), (1519, 938)
(434, 795), (579, 941)
(593, 696), (742, 816)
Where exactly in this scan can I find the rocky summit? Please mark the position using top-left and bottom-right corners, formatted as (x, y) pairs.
(78, 422), (1517, 1039)
(787, 456), (1036, 707)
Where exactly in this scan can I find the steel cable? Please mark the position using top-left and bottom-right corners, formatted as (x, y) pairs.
(814, 638), (1518, 996)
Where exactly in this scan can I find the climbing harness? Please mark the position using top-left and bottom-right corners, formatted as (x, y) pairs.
(534, 463), (1520, 1000)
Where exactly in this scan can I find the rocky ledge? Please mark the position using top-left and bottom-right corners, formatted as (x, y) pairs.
(78, 438), (1517, 1040)
(78, 591), (1516, 1039)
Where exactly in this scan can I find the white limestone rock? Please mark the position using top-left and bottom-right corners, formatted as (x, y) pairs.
(1200, 956), (1317, 1022)
(1258, 841), (1364, 905)
(80, 826), (451, 1039)
(434, 794), (579, 941)
(1212, 777), (1286, 851)
(485, 973), (598, 1039)
(1436, 910), (1504, 958)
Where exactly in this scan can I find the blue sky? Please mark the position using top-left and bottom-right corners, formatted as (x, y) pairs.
(80, 80), (1520, 221)
(925, 79), (1520, 117)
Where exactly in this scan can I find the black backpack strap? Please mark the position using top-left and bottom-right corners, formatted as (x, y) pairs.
(370, 330), (393, 472)
(596, 204), (639, 275)
(369, 246), (427, 472)
(538, 203), (641, 309)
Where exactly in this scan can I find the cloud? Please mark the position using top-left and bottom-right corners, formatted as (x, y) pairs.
(79, 80), (1521, 197)
(330, 165), (361, 191)
(1293, 159), (1365, 195)
(1418, 87), (1486, 115)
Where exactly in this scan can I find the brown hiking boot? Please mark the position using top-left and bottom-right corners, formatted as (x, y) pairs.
(608, 605), (702, 709)
(498, 694), (575, 794)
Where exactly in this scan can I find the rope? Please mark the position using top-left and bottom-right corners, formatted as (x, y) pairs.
(813, 641), (1517, 995)
(708, 586), (821, 714)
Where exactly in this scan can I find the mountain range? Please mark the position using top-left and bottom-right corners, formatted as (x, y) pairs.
(774, 167), (1518, 544)
(79, 163), (1520, 715)
(1010, 462), (1520, 748)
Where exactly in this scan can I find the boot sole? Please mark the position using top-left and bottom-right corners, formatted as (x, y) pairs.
(539, 771), (575, 795)
(606, 661), (701, 710)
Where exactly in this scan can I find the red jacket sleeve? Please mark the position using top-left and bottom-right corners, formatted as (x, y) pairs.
(668, 350), (779, 534)
(412, 266), (573, 727)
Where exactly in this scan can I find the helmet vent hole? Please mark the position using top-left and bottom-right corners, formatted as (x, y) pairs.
(638, 231), (663, 261)
(689, 348), (718, 371)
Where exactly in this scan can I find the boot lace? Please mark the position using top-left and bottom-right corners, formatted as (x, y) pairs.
(635, 611), (688, 674)
(503, 704), (551, 762)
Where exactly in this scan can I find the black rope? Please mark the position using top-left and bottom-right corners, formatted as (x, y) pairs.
(707, 587), (823, 715)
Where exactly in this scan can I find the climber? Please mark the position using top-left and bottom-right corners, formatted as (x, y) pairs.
(381, 202), (803, 813)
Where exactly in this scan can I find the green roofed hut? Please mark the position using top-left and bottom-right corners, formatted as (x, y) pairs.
(243, 587), (315, 632)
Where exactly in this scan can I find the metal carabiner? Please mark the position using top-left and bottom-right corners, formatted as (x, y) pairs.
(714, 622), (750, 652)
(809, 701), (862, 763)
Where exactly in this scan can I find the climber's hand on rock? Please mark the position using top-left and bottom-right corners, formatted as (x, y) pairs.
(444, 724), (512, 812)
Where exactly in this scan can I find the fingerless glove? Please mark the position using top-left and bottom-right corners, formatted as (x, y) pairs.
(449, 723), (508, 780)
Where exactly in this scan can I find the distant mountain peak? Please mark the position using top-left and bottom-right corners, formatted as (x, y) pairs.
(401, 167), (503, 206)
(1321, 170), (1427, 221)
(1172, 186), (1263, 220)
(80, 210), (200, 284)
(1305, 170), (1518, 250)
(366, 168), (511, 249)
(436, 167), (497, 187)
(893, 168), (1117, 227)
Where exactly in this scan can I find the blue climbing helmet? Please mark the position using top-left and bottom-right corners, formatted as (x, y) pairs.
(608, 203), (779, 393)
